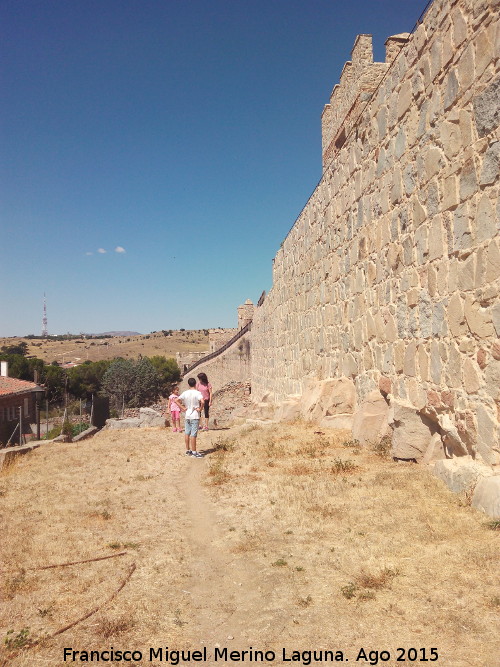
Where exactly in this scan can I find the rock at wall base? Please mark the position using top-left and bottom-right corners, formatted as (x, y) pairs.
(433, 457), (494, 494)
(275, 398), (301, 422)
(302, 377), (356, 422)
(390, 399), (438, 461)
(422, 432), (446, 464)
(319, 414), (354, 430)
(471, 476), (500, 518)
(352, 391), (390, 445)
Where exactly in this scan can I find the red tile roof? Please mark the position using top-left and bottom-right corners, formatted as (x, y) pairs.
(0, 376), (41, 397)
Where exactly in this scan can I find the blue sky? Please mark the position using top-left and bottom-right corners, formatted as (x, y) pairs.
(1, 0), (424, 337)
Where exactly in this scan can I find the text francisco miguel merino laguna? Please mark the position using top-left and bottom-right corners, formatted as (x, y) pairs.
(64, 646), (365, 664)
(64, 646), (440, 663)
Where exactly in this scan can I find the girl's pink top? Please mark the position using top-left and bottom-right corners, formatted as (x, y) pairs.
(196, 382), (212, 400)
(169, 394), (180, 412)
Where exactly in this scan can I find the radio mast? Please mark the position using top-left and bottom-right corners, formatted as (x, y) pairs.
(42, 294), (48, 337)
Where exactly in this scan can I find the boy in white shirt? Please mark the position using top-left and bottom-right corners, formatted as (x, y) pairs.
(174, 378), (204, 458)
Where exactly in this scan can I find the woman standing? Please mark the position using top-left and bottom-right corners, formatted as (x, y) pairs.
(196, 372), (213, 431)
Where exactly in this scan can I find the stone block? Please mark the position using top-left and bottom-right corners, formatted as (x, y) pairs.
(476, 404), (500, 465)
(0, 443), (42, 472)
(433, 457), (494, 494)
(442, 174), (459, 210)
(472, 476), (500, 518)
(457, 42), (475, 91)
(463, 358), (481, 394)
(397, 81), (412, 119)
(464, 296), (496, 338)
(459, 158), (478, 201)
(448, 292), (467, 336)
(352, 390), (390, 445)
(390, 399), (439, 461)
(440, 121), (461, 159)
(453, 205), (472, 251)
(444, 70), (459, 110)
(428, 216), (445, 260)
(476, 193), (497, 243)
(425, 148), (444, 180)
(480, 141), (500, 185)
(474, 28), (494, 78)
(72, 426), (99, 442)
(484, 360), (500, 402)
(422, 432), (445, 464)
(139, 407), (166, 428)
(492, 302), (500, 337)
(319, 414), (354, 430)
(451, 7), (467, 49)
(486, 239), (500, 283)
(274, 398), (301, 422)
(302, 377), (356, 422)
(472, 76), (500, 137)
(105, 418), (140, 429)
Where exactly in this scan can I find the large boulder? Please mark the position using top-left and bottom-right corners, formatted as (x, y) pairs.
(105, 418), (140, 429)
(301, 377), (356, 423)
(352, 391), (391, 445)
(275, 398), (301, 422)
(472, 476), (500, 518)
(433, 457), (494, 494)
(139, 407), (166, 428)
(389, 399), (439, 461)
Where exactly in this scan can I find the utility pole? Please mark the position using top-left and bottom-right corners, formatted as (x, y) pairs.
(42, 293), (48, 338)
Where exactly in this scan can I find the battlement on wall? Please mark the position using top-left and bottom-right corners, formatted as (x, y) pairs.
(321, 33), (409, 169)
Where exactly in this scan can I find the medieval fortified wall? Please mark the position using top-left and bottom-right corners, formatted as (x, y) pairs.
(179, 301), (255, 392)
(251, 0), (499, 467)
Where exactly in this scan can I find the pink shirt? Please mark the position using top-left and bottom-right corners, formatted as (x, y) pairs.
(196, 382), (212, 401)
(169, 394), (181, 413)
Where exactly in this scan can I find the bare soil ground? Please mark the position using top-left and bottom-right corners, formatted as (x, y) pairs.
(0, 331), (209, 365)
(0, 422), (498, 667)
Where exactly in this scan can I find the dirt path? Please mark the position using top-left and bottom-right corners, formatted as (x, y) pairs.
(181, 454), (278, 654)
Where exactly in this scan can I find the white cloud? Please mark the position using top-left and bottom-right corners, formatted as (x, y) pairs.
(97, 248), (107, 254)
(85, 252), (93, 256)
(115, 246), (126, 253)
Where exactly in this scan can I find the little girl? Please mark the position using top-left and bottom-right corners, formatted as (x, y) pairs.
(168, 386), (181, 432)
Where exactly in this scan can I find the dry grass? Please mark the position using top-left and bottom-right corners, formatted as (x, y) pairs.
(0, 330), (209, 364)
(0, 428), (192, 666)
(0, 420), (499, 666)
(203, 421), (500, 666)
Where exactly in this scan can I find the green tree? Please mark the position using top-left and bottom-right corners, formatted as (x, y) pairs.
(101, 359), (136, 414)
(131, 358), (161, 407)
(42, 364), (67, 403)
(148, 356), (181, 394)
(68, 360), (111, 399)
(0, 342), (28, 356)
(101, 358), (162, 412)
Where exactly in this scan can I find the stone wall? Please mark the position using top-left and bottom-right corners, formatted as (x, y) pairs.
(208, 328), (238, 353)
(180, 330), (252, 394)
(251, 0), (499, 464)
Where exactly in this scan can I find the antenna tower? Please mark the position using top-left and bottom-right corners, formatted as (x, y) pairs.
(42, 294), (48, 337)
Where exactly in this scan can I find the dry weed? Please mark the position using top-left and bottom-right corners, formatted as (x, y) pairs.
(354, 566), (400, 590)
(95, 614), (136, 638)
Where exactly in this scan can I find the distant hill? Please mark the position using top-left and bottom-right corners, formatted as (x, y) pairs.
(87, 331), (142, 337)
(0, 330), (210, 365)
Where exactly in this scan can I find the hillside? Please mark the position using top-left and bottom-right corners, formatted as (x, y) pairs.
(0, 330), (209, 365)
